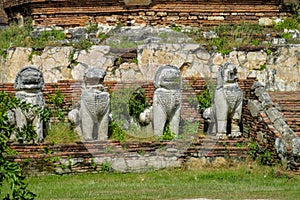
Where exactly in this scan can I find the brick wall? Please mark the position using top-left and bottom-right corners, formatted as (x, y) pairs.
(2, 0), (289, 27)
(4, 77), (279, 175)
(8, 138), (249, 174)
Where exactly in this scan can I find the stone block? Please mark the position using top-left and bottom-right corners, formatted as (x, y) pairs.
(292, 138), (300, 156)
(124, 0), (152, 6)
(157, 12), (167, 17)
(112, 158), (127, 172)
(207, 16), (224, 21)
(248, 100), (262, 117)
(266, 107), (282, 123)
(258, 17), (273, 27)
(146, 11), (155, 16)
(167, 16), (179, 21)
(188, 16), (198, 20)
(127, 158), (147, 171)
(196, 49), (211, 61)
(273, 118), (287, 134)
(275, 138), (287, 156)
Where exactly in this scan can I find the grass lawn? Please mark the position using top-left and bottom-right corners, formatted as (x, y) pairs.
(2, 163), (300, 200)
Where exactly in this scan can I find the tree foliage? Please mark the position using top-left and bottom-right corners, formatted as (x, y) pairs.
(0, 91), (37, 199)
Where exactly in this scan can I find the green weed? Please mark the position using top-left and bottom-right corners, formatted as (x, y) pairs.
(273, 17), (299, 31)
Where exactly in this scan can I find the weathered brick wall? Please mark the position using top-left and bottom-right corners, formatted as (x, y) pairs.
(4, 76), (292, 175)
(8, 138), (249, 174)
(2, 0), (289, 27)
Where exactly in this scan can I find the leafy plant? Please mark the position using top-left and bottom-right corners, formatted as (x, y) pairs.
(128, 88), (148, 123)
(97, 32), (108, 41)
(40, 29), (66, 41)
(85, 22), (98, 33)
(265, 48), (272, 55)
(46, 89), (65, 121)
(132, 57), (138, 65)
(69, 50), (79, 65)
(259, 64), (266, 71)
(257, 151), (274, 166)
(197, 84), (213, 113)
(0, 91), (36, 199)
(235, 142), (244, 148)
(72, 39), (93, 50)
(161, 122), (175, 141)
(90, 158), (98, 169)
(251, 39), (261, 46)
(170, 24), (182, 32)
(247, 138), (259, 160)
(108, 121), (127, 142)
(280, 32), (293, 39)
(100, 161), (112, 172)
(273, 17), (299, 31)
(209, 37), (231, 55)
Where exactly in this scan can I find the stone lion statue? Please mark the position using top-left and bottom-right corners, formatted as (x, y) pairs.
(68, 67), (110, 140)
(13, 66), (45, 142)
(152, 65), (182, 136)
(204, 62), (243, 139)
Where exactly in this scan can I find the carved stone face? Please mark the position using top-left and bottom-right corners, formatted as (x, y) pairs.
(154, 65), (181, 90)
(14, 67), (44, 90)
(223, 63), (238, 84)
(83, 68), (107, 87)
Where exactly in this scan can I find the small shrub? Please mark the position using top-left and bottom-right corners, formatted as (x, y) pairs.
(73, 38), (93, 50)
(161, 123), (175, 141)
(90, 158), (98, 169)
(170, 24), (182, 32)
(132, 57), (138, 65)
(280, 32), (293, 39)
(259, 64), (266, 71)
(108, 121), (127, 142)
(46, 90), (66, 121)
(128, 88), (148, 123)
(97, 32), (108, 40)
(265, 48), (272, 55)
(251, 39), (261, 46)
(273, 17), (299, 31)
(85, 22), (98, 33)
(235, 142), (244, 148)
(209, 37), (231, 55)
(100, 161), (112, 172)
(197, 84), (213, 113)
(247, 138), (259, 160)
(40, 29), (66, 41)
(257, 151), (274, 166)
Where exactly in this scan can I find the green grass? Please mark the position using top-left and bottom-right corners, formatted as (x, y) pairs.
(1, 164), (300, 200)
(44, 122), (79, 144)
